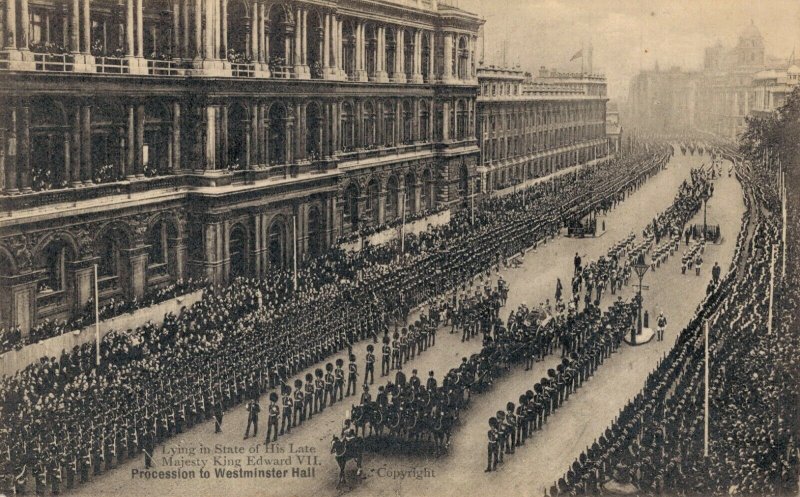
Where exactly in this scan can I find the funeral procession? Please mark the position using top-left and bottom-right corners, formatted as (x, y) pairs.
(0, 0), (798, 496)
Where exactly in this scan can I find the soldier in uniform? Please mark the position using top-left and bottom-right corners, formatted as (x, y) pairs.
(303, 373), (315, 420)
(243, 397), (260, 440)
(293, 379), (305, 426)
(364, 346), (375, 386)
(213, 399), (224, 433)
(324, 363), (336, 406)
(360, 385), (372, 404)
(279, 385), (294, 435)
(314, 368), (325, 413)
(657, 312), (667, 342)
(486, 417), (500, 472)
(381, 336), (391, 377)
(141, 426), (154, 470)
(495, 410), (506, 464)
(504, 402), (517, 454)
(265, 393), (280, 443)
(426, 371), (438, 391)
(334, 359), (346, 402)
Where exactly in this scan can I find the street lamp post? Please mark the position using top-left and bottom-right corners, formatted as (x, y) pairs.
(632, 254), (650, 345)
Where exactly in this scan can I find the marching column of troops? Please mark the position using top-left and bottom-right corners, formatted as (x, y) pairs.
(551, 149), (799, 496)
(0, 145), (673, 496)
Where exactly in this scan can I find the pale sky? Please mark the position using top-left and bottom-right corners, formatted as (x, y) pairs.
(457, 0), (800, 100)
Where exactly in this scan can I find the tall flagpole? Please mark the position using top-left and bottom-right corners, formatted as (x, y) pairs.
(782, 178), (787, 277)
(292, 215), (298, 291)
(768, 245), (776, 336)
(704, 318), (709, 457)
(470, 179), (475, 225)
(94, 264), (100, 367)
(400, 190), (406, 254)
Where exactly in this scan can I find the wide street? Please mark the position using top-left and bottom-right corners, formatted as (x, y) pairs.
(69, 149), (745, 497)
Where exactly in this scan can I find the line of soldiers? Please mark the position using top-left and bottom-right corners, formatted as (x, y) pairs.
(487, 298), (636, 471)
(0, 144), (673, 496)
(552, 156), (798, 496)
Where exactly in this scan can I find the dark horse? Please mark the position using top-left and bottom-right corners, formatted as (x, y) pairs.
(330, 435), (364, 487)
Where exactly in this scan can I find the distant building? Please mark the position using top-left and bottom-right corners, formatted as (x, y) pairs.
(750, 65), (800, 117)
(626, 21), (792, 139)
(476, 66), (608, 192)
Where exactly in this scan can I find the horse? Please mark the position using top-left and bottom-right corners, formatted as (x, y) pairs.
(330, 435), (363, 487)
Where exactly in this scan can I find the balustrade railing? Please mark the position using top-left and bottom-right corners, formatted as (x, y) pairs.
(147, 59), (180, 76)
(33, 53), (74, 72)
(270, 65), (293, 79)
(95, 56), (129, 74)
(36, 290), (66, 310)
(231, 63), (255, 77)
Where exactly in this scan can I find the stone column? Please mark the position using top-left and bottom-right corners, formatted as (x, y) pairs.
(411, 30), (423, 83)
(4, 0), (16, 49)
(393, 29), (405, 83)
(322, 13), (330, 75)
(135, 104), (144, 176)
(442, 32), (453, 83)
(221, 0), (228, 59)
(125, 105), (135, 179)
(355, 21), (367, 81)
(194, 0), (202, 58)
(376, 26), (387, 82)
(205, 106), (216, 170)
(172, 0), (181, 58)
(135, 0), (144, 57)
(182, 0), (190, 58)
(20, 0), (30, 49)
(172, 102), (181, 171)
(122, 247), (148, 300)
(80, 105), (92, 183)
(4, 108), (18, 193)
(69, 0), (81, 52)
(17, 104), (30, 192)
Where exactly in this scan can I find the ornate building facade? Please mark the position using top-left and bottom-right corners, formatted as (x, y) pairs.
(0, 0), (483, 332)
(626, 22), (791, 139)
(476, 66), (609, 192)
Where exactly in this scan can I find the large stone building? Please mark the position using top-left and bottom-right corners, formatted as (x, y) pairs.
(626, 22), (791, 139)
(476, 66), (608, 192)
(0, 0), (484, 332)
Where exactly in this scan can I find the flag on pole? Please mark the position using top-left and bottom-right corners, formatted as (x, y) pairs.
(570, 49), (583, 61)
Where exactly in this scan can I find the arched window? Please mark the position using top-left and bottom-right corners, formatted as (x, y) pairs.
(268, 4), (294, 76)
(96, 226), (130, 293)
(147, 218), (178, 281)
(385, 176), (399, 221)
(344, 183), (359, 231)
(227, 103), (249, 169)
(307, 10), (324, 78)
(456, 100), (468, 140)
(404, 172), (416, 215)
(38, 239), (73, 297)
(227, 0), (249, 61)
(267, 220), (285, 270)
(307, 207), (322, 258)
(419, 100), (430, 142)
(458, 163), (469, 200)
(421, 33), (431, 82)
(342, 20), (356, 79)
(268, 103), (287, 165)
(365, 179), (380, 225)
(402, 100), (413, 144)
(341, 101), (355, 151)
(365, 24), (377, 78)
(230, 224), (248, 278)
(30, 98), (69, 191)
(383, 100), (395, 147)
(385, 27), (396, 79)
(403, 29), (414, 80)
(363, 101), (376, 148)
(421, 169), (434, 210)
(457, 36), (469, 79)
(306, 102), (322, 159)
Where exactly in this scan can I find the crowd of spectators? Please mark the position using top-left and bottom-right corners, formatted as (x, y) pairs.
(0, 144), (673, 495)
(551, 148), (798, 496)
